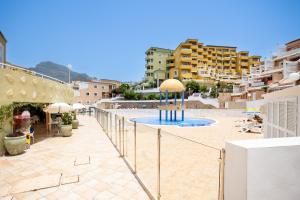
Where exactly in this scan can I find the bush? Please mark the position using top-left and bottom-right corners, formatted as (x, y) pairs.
(119, 83), (131, 94)
(185, 80), (200, 93)
(210, 85), (219, 98)
(199, 84), (208, 93)
(62, 113), (73, 125)
(123, 90), (136, 100)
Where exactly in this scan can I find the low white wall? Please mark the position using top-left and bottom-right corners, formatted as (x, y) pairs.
(224, 137), (300, 200)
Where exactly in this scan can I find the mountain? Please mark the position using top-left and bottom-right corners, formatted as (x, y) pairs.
(29, 61), (95, 82)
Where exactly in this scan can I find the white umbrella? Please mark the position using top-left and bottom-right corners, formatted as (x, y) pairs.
(72, 103), (86, 110)
(44, 103), (73, 113)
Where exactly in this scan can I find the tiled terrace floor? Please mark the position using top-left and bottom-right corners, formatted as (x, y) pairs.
(0, 115), (149, 200)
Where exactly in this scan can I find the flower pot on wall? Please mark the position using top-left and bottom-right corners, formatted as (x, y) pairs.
(60, 124), (72, 137)
(72, 119), (79, 129)
(4, 135), (26, 156)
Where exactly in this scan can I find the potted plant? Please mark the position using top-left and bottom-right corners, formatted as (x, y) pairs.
(60, 113), (73, 137)
(72, 112), (79, 129)
(0, 104), (26, 156)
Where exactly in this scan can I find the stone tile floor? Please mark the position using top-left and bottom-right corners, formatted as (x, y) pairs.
(0, 115), (149, 200)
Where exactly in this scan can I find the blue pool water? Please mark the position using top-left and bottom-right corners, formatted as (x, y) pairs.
(130, 117), (216, 127)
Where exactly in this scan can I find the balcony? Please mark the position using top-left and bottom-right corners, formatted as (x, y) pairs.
(167, 56), (175, 60)
(191, 53), (198, 57)
(197, 48), (203, 52)
(191, 67), (198, 73)
(167, 63), (175, 68)
(180, 57), (192, 62)
(239, 56), (249, 60)
(181, 73), (192, 79)
(240, 62), (249, 67)
(191, 45), (197, 49)
(180, 48), (192, 54)
(191, 59), (197, 65)
(179, 65), (192, 70)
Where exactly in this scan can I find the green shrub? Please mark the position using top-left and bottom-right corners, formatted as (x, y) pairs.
(210, 85), (219, 98)
(123, 90), (137, 100)
(185, 80), (200, 93)
(62, 113), (73, 125)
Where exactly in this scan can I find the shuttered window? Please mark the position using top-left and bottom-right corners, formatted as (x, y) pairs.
(264, 97), (298, 138)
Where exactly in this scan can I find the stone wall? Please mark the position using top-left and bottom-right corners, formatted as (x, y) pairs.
(98, 100), (216, 109)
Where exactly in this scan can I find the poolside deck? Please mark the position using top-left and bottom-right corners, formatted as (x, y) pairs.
(0, 115), (149, 200)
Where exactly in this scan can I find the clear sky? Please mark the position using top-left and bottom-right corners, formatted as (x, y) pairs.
(1, 0), (299, 82)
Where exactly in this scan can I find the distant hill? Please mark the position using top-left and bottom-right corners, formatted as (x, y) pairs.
(29, 61), (95, 82)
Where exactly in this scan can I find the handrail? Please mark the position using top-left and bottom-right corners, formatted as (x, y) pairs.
(0, 62), (67, 84)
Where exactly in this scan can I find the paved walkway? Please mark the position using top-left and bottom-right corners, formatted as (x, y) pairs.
(0, 115), (149, 200)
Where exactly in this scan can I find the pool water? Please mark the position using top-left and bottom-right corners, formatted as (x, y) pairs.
(130, 117), (216, 127)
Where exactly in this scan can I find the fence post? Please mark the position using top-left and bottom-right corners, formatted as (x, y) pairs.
(115, 115), (117, 145)
(122, 117), (125, 157)
(110, 113), (112, 139)
(218, 148), (225, 200)
(106, 112), (109, 134)
(119, 119), (122, 156)
(157, 128), (161, 200)
(134, 121), (137, 174)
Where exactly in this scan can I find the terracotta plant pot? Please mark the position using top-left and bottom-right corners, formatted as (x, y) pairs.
(60, 124), (72, 137)
(72, 119), (79, 129)
(4, 135), (26, 156)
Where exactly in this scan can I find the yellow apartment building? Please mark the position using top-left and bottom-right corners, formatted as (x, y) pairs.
(144, 47), (173, 86)
(167, 39), (261, 84)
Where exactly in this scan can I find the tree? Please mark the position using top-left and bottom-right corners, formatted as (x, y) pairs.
(210, 85), (219, 98)
(185, 80), (200, 94)
(123, 90), (136, 100)
(119, 83), (130, 94)
(199, 84), (208, 93)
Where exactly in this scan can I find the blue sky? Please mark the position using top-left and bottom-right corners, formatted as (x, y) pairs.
(1, 0), (300, 82)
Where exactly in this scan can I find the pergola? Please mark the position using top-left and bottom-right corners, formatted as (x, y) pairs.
(158, 79), (185, 121)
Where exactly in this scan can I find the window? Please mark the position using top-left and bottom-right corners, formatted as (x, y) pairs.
(94, 93), (98, 96)
(86, 92), (90, 96)
(102, 86), (105, 90)
(94, 85), (97, 88)
(159, 61), (161, 64)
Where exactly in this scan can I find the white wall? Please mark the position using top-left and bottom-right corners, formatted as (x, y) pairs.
(225, 137), (300, 200)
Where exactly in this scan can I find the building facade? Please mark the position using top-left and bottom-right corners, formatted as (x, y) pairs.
(247, 38), (300, 93)
(167, 39), (261, 84)
(73, 79), (121, 105)
(144, 47), (173, 86)
(0, 32), (7, 65)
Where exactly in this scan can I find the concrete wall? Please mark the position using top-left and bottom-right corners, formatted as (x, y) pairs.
(225, 137), (300, 200)
(225, 101), (246, 109)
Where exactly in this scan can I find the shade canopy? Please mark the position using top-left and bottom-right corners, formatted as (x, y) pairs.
(159, 79), (185, 92)
(72, 103), (86, 110)
(44, 103), (73, 113)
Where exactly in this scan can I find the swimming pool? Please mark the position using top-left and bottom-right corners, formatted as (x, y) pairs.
(130, 117), (216, 127)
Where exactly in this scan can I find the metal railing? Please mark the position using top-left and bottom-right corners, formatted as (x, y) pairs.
(0, 62), (67, 84)
(93, 108), (225, 200)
